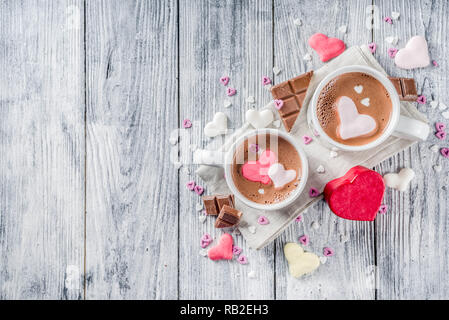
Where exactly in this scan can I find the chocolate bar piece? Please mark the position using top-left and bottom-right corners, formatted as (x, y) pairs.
(388, 77), (418, 101)
(202, 194), (235, 215)
(270, 71), (313, 132)
(215, 205), (242, 228)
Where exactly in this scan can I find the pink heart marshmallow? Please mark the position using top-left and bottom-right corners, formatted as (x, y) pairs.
(394, 36), (430, 69)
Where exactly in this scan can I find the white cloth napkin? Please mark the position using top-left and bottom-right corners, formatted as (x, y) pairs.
(197, 45), (428, 249)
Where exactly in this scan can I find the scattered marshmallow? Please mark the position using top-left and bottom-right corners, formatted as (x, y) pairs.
(383, 168), (415, 191)
(248, 270), (256, 279)
(442, 111), (449, 119)
(319, 256), (328, 264)
(246, 108), (274, 129)
(247, 96), (256, 104)
(293, 18), (302, 26)
(169, 136), (178, 145)
(338, 25), (347, 34)
(311, 221), (320, 230)
(430, 144), (439, 153)
(248, 226), (256, 234)
(430, 101), (439, 109)
(199, 249), (208, 257)
(196, 203), (203, 211)
(224, 100), (232, 108)
(439, 102), (448, 111)
(199, 215), (206, 223)
(385, 36), (399, 45)
(204, 112), (228, 137)
(391, 11), (400, 20)
(303, 53), (312, 61)
(316, 165), (325, 174)
(273, 66), (282, 75)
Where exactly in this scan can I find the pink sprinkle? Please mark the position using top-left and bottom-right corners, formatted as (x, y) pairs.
(384, 16), (393, 24)
(295, 215), (302, 222)
(309, 187), (319, 198)
(262, 76), (271, 86)
(186, 181), (196, 190)
(303, 135), (313, 145)
(378, 204), (388, 215)
(182, 119), (192, 128)
(200, 233), (212, 248)
(440, 147), (449, 158)
(249, 143), (259, 153)
(237, 254), (248, 264)
(323, 247), (334, 257)
(433, 60), (439, 67)
(258, 216), (269, 225)
(436, 131), (447, 140)
(368, 42), (376, 54)
(388, 48), (398, 58)
(220, 76), (230, 86)
(194, 185), (204, 195)
(417, 95), (427, 104)
(435, 122), (446, 132)
(232, 245), (242, 256)
(227, 87), (237, 96)
(299, 235), (309, 246)
(274, 99), (284, 110)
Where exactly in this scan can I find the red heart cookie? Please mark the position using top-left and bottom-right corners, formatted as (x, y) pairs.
(241, 149), (277, 184)
(308, 33), (346, 62)
(208, 233), (233, 261)
(324, 166), (385, 221)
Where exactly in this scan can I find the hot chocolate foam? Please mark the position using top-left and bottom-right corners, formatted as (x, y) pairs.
(317, 72), (392, 146)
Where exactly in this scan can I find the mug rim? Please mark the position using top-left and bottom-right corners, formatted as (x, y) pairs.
(223, 128), (309, 211)
(309, 65), (401, 151)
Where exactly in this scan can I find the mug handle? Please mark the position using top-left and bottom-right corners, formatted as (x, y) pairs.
(391, 115), (430, 141)
(193, 149), (225, 167)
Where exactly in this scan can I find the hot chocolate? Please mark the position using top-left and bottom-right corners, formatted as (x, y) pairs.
(316, 72), (393, 146)
(231, 133), (302, 204)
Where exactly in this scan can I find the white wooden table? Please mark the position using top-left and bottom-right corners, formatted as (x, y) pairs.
(1, 0), (448, 300)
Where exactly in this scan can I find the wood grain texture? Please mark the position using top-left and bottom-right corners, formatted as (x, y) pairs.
(178, 0), (275, 299)
(0, 0), (84, 299)
(273, 0), (376, 299)
(85, 0), (179, 299)
(373, 0), (449, 299)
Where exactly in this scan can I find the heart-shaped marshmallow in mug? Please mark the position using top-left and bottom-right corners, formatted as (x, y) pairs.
(204, 112), (228, 137)
(241, 150), (278, 184)
(208, 233), (233, 261)
(354, 85), (363, 94)
(284, 243), (320, 278)
(268, 163), (296, 189)
(395, 36), (430, 69)
(336, 96), (377, 140)
(383, 168), (415, 191)
(245, 109), (274, 129)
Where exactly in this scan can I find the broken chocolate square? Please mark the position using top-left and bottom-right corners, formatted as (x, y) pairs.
(388, 77), (418, 102)
(202, 194), (235, 215)
(215, 205), (242, 228)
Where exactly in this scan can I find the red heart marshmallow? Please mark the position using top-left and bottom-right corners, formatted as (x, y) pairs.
(208, 233), (233, 261)
(308, 33), (346, 62)
(241, 149), (277, 184)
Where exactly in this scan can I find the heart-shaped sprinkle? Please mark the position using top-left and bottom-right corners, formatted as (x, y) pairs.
(226, 87), (236, 96)
(248, 270), (256, 278)
(395, 36), (430, 69)
(303, 135), (313, 144)
(199, 249), (208, 257)
(368, 42), (377, 53)
(311, 221), (320, 229)
(268, 163), (297, 188)
(295, 215), (302, 222)
(200, 233), (213, 248)
(224, 100), (232, 108)
(436, 131), (447, 140)
(440, 147), (449, 158)
(323, 247), (335, 257)
(237, 254), (248, 264)
(208, 233), (233, 261)
(430, 101), (439, 109)
(258, 216), (269, 225)
(299, 235), (309, 246)
(199, 215), (206, 223)
(319, 256), (327, 264)
(433, 60), (439, 67)
(433, 164), (442, 172)
(248, 226), (256, 234)
(196, 203), (203, 211)
(220, 76), (230, 86)
(439, 102), (448, 111)
(194, 185), (204, 195)
(391, 11), (400, 20)
(388, 48), (398, 58)
(182, 119), (192, 128)
(293, 18), (302, 26)
(338, 25), (347, 34)
(249, 143), (259, 153)
(354, 85), (363, 94)
(262, 76), (271, 86)
(186, 181), (196, 190)
(232, 245), (242, 255)
(384, 16), (393, 24)
(417, 95), (427, 104)
(273, 66), (282, 75)
(378, 204), (388, 214)
(337, 96), (377, 139)
(309, 187), (319, 197)
(361, 98), (370, 106)
(430, 144), (440, 153)
(316, 165), (325, 174)
(443, 111), (449, 120)
(274, 99), (284, 110)
(386, 36), (399, 45)
(330, 150), (338, 158)
(303, 53), (312, 61)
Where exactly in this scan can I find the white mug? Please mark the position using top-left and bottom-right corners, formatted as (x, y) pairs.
(194, 128), (309, 211)
(307, 65), (430, 151)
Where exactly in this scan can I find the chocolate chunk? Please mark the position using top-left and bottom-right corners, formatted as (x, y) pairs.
(388, 77), (418, 101)
(202, 194), (235, 215)
(215, 205), (242, 228)
(271, 71), (313, 132)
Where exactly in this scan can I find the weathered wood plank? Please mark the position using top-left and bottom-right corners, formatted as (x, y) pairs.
(178, 0), (275, 299)
(374, 0), (449, 299)
(273, 0), (376, 299)
(0, 0), (84, 299)
(85, 0), (179, 299)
